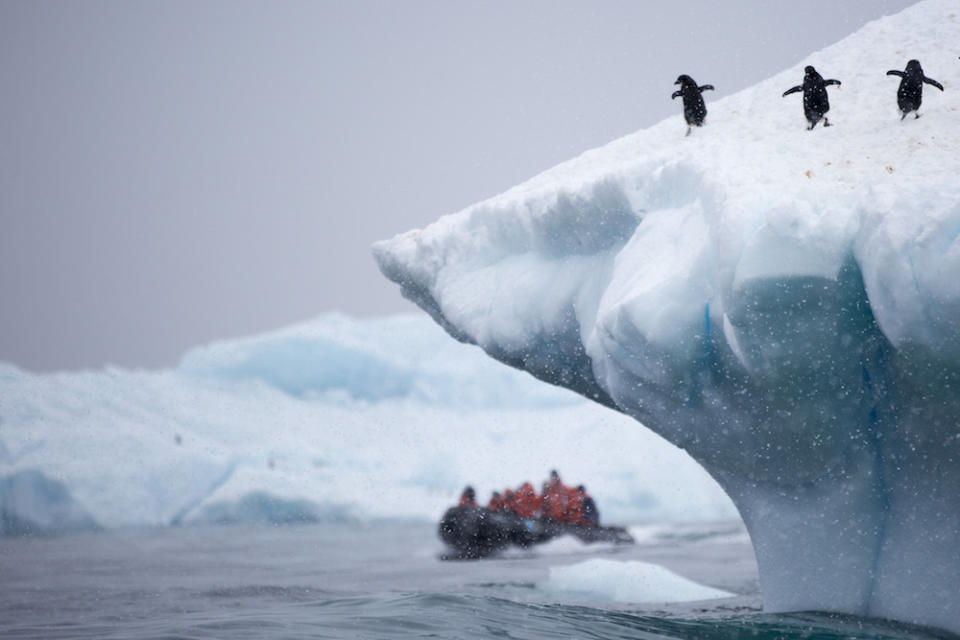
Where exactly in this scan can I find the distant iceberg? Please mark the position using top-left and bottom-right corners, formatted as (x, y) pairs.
(374, 0), (960, 632)
(0, 470), (99, 536)
(179, 312), (577, 407)
(0, 314), (735, 535)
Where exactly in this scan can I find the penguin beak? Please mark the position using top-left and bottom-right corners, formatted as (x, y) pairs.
(674, 79), (681, 85)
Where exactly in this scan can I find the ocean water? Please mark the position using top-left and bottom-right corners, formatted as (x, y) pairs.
(0, 521), (953, 639)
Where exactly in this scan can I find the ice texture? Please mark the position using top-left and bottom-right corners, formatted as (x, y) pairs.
(373, 0), (960, 631)
(0, 314), (735, 534)
(541, 558), (734, 604)
(0, 470), (99, 536)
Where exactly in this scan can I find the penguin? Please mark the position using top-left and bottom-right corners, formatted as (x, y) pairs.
(672, 75), (715, 136)
(886, 59), (943, 120)
(782, 65), (841, 130)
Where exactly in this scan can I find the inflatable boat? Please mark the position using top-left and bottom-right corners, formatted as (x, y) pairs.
(438, 505), (634, 559)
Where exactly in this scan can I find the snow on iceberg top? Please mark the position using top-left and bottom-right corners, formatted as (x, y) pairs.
(374, 0), (960, 362)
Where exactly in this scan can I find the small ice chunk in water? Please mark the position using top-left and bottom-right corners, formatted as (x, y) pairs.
(541, 558), (733, 603)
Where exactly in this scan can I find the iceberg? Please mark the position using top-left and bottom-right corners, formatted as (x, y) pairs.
(374, 0), (960, 632)
(0, 470), (99, 536)
(0, 314), (735, 533)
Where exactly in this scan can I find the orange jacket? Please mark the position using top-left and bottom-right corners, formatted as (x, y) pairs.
(511, 482), (541, 518)
(542, 480), (569, 521)
(563, 486), (583, 524)
(488, 493), (505, 511)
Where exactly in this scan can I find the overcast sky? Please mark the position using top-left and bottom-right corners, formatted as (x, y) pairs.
(1, 0), (917, 371)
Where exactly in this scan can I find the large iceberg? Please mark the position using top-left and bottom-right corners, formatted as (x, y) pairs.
(374, 0), (960, 632)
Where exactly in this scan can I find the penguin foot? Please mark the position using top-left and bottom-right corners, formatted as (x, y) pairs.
(685, 126), (692, 137)
(823, 118), (832, 127)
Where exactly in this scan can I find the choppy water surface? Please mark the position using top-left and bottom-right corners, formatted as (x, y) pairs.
(0, 521), (954, 639)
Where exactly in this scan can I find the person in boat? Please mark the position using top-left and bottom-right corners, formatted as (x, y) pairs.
(511, 482), (541, 519)
(458, 485), (477, 507)
(487, 491), (505, 511)
(541, 470), (570, 522)
(540, 481), (555, 521)
(562, 483), (584, 524)
(502, 488), (516, 512)
(578, 485), (599, 527)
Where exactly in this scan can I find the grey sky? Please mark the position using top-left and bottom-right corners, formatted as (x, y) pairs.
(0, 0), (916, 371)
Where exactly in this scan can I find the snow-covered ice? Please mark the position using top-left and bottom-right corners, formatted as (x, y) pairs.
(374, 0), (960, 632)
(541, 558), (734, 604)
(0, 313), (735, 534)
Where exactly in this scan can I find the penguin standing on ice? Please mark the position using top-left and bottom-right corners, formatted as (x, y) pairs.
(782, 65), (842, 130)
(886, 59), (943, 120)
(672, 75), (715, 136)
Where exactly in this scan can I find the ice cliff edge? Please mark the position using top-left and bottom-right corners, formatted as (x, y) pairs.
(374, 1), (960, 632)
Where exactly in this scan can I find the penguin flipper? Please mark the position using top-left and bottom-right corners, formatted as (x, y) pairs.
(671, 90), (682, 100)
(887, 70), (906, 78)
(782, 85), (802, 97)
(924, 77), (944, 91)
(824, 79), (841, 87)
(699, 84), (715, 92)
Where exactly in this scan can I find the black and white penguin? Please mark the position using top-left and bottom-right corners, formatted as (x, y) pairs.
(886, 59), (943, 120)
(782, 65), (841, 130)
(672, 75), (715, 136)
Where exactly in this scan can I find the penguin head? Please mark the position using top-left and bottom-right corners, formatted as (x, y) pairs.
(905, 59), (922, 74)
(804, 65), (823, 81)
(675, 74), (695, 87)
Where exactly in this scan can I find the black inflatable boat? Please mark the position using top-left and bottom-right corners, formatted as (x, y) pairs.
(438, 506), (634, 559)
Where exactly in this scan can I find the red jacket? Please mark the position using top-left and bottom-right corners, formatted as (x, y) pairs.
(488, 493), (505, 511)
(562, 486), (583, 524)
(542, 479), (569, 521)
(511, 482), (541, 518)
